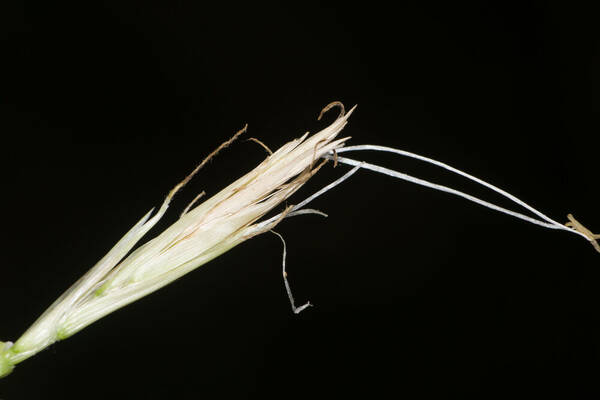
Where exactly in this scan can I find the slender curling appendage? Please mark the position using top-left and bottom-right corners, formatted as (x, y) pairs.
(271, 231), (312, 314)
(324, 145), (598, 250)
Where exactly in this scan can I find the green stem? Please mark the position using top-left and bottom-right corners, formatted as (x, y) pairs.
(0, 342), (16, 378)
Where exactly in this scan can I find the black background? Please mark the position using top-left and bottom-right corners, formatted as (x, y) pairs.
(1, 1), (599, 398)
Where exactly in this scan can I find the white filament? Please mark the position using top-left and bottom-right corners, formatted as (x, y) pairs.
(255, 163), (361, 230)
(271, 231), (311, 314)
(327, 145), (588, 241)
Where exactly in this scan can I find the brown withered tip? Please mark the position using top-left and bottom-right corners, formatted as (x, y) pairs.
(168, 124), (248, 199)
(246, 137), (273, 155)
(565, 214), (600, 253)
(318, 101), (345, 121)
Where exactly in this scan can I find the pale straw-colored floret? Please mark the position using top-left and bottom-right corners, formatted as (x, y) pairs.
(0, 103), (354, 375)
